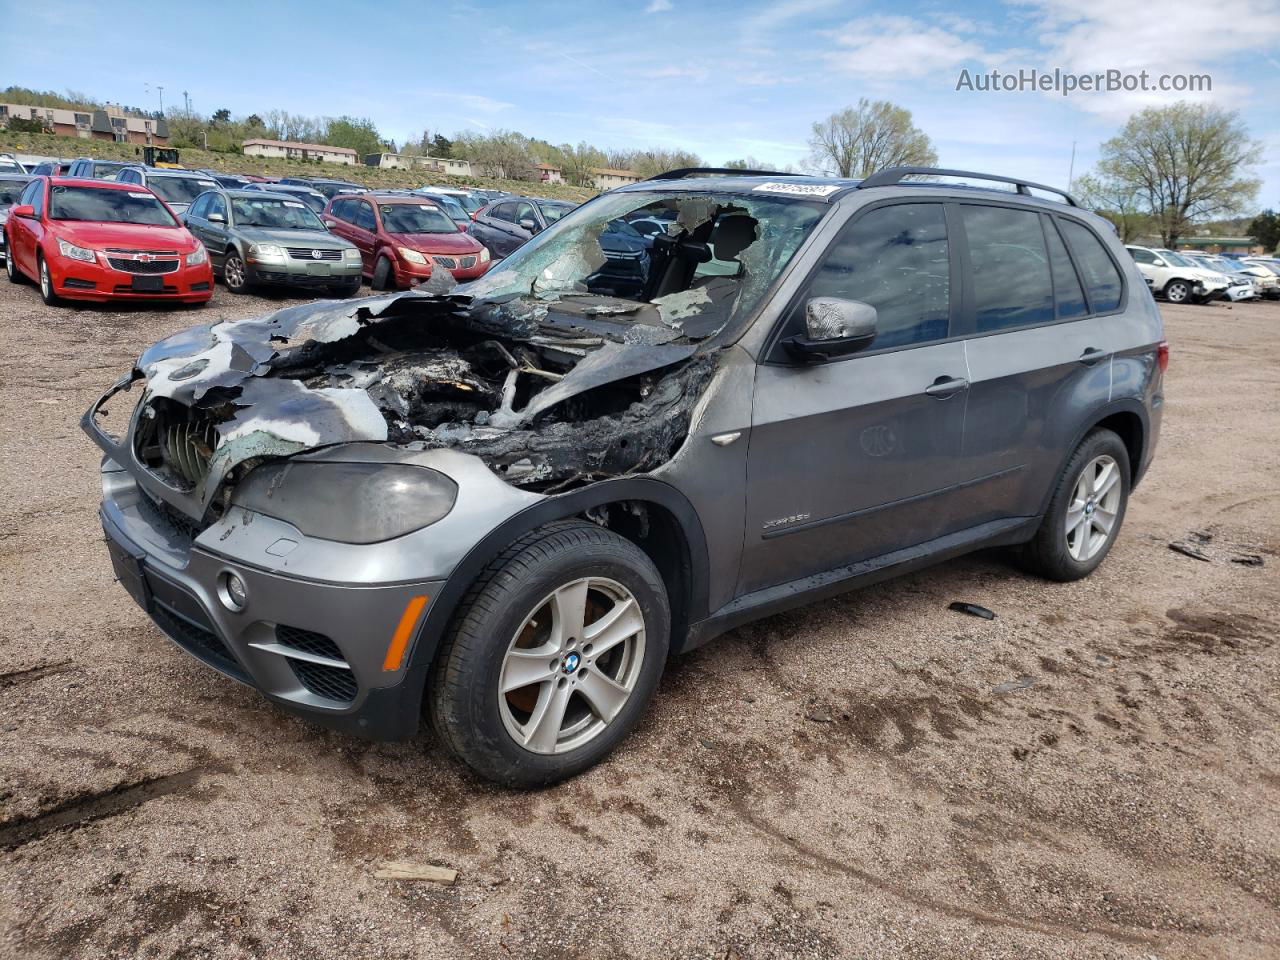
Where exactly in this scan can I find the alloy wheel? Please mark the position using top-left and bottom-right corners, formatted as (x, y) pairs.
(1166, 281), (1188, 303)
(498, 577), (646, 755)
(40, 260), (51, 299)
(1065, 454), (1123, 562)
(225, 256), (245, 290)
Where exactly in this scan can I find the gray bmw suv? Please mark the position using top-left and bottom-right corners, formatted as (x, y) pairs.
(83, 167), (1165, 786)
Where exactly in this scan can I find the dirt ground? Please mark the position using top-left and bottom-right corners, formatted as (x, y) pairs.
(1, 275), (1277, 960)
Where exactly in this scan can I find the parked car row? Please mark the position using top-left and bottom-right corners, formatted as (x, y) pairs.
(1126, 245), (1253, 304)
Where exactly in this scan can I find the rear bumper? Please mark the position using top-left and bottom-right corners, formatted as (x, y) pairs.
(98, 459), (444, 740)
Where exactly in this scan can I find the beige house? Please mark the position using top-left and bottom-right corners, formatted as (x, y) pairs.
(591, 167), (642, 190)
(243, 139), (357, 165)
(0, 102), (168, 145)
(363, 152), (473, 176)
(535, 162), (564, 184)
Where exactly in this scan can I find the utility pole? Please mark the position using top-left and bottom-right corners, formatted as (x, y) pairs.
(183, 90), (191, 116)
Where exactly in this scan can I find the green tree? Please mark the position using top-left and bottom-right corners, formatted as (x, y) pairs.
(5, 116), (48, 134)
(1247, 209), (1279, 253)
(211, 108), (232, 125)
(323, 116), (385, 159)
(1098, 102), (1263, 247)
(806, 99), (937, 177)
(245, 114), (264, 130)
(432, 133), (452, 158)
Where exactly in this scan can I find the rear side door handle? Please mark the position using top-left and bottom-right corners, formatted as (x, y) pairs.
(925, 375), (969, 399)
(1079, 347), (1107, 366)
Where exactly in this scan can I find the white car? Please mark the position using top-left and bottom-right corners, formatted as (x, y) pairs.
(1125, 245), (1229, 304)
(1183, 253), (1262, 301)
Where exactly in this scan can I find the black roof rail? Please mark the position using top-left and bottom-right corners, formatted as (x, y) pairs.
(644, 166), (802, 182)
(858, 166), (1078, 206)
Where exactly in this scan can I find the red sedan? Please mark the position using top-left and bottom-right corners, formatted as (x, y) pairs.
(322, 192), (490, 290)
(4, 177), (213, 306)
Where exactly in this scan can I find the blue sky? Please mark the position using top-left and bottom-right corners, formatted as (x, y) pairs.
(4, 0), (1278, 210)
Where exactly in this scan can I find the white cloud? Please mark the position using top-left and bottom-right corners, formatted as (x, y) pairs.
(1011, 0), (1280, 117)
(741, 0), (843, 42)
(825, 16), (989, 79)
(644, 0), (673, 12)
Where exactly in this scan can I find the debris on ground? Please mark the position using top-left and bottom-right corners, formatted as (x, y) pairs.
(1168, 541), (1212, 562)
(1231, 554), (1264, 567)
(993, 676), (1038, 695)
(374, 861), (458, 885)
(949, 602), (996, 620)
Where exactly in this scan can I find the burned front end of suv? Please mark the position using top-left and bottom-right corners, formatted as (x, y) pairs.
(82, 185), (824, 738)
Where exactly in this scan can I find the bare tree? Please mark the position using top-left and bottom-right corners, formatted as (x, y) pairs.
(1098, 103), (1262, 247)
(806, 99), (937, 178)
(1072, 173), (1153, 243)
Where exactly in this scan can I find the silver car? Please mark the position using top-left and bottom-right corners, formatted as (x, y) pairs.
(182, 189), (362, 296)
(84, 166), (1165, 786)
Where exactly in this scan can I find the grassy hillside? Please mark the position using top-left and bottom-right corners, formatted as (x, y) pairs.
(0, 131), (598, 202)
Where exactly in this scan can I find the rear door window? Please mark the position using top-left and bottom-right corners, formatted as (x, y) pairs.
(960, 204), (1054, 332)
(1044, 217), (1087, 320)
(354, 201), (376, 231)
(1060, 219), (1123, 312)
(801, 201), (951, 350)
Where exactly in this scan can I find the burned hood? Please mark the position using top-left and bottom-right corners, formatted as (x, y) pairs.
(122, 282), (724, 511)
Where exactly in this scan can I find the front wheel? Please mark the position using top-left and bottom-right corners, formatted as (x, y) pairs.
(1018, 428), (1130, 582)
(371, 256), (394, 291)
(5, 248), (24, 284)
(429, 521), (670, 787)
(38, 255), (60, 306)
(223, 250), (250, 294)
(1163, 279), (1191, 304)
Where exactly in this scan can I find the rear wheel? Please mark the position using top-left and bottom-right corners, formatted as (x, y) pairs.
(37, 255), (60, 306)
(372, 256), (394, 291)
(223, 249), (250, 294)
(429, 521), (670, 787)
(1018, 428), (1130, 581)
(1163, 279), (1191, 304)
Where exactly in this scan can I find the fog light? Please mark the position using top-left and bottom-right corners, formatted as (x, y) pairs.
(220, 572), (248, 612)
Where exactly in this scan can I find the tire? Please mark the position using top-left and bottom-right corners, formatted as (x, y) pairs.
(371, 256), (394, 291)
(37, 255), (60, 306)
(5, 248), (24, 284)
(223, 249), (250, 294)
(1163, 279), (1191, 304)
(429, 520), (671, 787)
(328, 276), (361, 298)
(1018, 428), (1131, 582)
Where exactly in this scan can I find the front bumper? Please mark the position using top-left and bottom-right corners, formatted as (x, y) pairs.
(246, 256), (362, 288)
(97, 459), (444, 739)
(393, 256), (489, 288)
(50, 255), (213, 302)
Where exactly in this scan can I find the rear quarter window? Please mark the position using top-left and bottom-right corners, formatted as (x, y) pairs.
(1060, 219), (1123, 312)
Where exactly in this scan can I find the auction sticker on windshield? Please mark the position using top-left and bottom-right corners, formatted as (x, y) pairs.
(128, 192), (151, 199)
(752, 181), (842, 198)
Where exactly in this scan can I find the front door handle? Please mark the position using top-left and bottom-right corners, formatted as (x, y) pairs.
(925, 375), (969, 398)
(1079, 347), (1106, 366)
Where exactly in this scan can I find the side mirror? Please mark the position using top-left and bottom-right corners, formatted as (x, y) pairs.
(208, 212), (226, 223)
(784, 298), (879, 362)
(518, 217), (539, 233)
(1152, 259), (1166, 267)
(11, 204), (34, 219)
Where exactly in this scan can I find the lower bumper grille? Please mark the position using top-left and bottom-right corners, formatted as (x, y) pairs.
(153, 601), (247, 682)
(459, 255), (476, 268)
(277, 625), (356, 703)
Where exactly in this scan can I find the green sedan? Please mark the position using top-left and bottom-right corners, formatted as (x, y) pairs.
(182, 189), (363, 297)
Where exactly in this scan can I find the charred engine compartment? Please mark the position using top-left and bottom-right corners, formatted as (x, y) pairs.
(267, 302), (717, 491)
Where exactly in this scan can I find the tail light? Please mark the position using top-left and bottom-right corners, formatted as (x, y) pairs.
(1157, 340), (1169, 373)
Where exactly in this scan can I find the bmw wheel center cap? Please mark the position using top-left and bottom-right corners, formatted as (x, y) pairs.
(563, 652), (581, 674)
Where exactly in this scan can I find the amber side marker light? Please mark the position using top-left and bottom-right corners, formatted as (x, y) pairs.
(383, 595), (429, 671)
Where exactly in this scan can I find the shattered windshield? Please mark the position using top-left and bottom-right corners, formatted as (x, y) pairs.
(462, 190), (825, 339)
